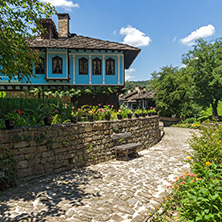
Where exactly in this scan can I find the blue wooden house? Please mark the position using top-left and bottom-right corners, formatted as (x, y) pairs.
(0, 13), (140, 90)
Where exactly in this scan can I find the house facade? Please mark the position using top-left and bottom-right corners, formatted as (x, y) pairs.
(119, 86), (155, 110)
(0, 13), (140, 91)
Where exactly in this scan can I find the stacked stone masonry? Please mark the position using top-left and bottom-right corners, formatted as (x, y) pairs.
(0, 116), (160, 181)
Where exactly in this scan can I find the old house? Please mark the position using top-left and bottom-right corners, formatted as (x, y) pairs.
(119, 86), (155, 110)
(0, 13), (140, 107)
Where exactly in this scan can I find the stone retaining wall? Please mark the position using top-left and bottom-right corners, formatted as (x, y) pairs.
(0, 116), (160, 181)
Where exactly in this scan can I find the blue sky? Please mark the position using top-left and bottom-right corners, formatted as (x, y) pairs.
(43, 0), (222, 81)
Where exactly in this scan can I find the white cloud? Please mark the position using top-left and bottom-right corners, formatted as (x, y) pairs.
(180, 64), (187, 69)
(180, 24), (215, 46)
(120, 25), (151, 47)
(125, 68), (136, 80)
(113, 30), (117, 35)
(41, 0), (79, 10)
(173, 36), (177, 42)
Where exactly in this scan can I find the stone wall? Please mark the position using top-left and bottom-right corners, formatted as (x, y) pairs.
(0, 116), (160, 181)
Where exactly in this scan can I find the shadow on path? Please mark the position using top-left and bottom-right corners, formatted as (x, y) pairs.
(0, 168), (102, 221)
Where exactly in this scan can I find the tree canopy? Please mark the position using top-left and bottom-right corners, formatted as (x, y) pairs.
(0, 0), (56, 82)
(182, 38), (222, 117)
(151, 65), (197, 118)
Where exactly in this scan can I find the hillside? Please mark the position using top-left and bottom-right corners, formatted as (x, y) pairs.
(124, 80), (152, 92)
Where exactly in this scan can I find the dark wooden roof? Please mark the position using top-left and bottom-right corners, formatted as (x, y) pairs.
(119, 89), (155, 102)
(28, 35), (140, 69)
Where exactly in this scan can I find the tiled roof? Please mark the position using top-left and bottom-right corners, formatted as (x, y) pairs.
(28, 35), (140, 69)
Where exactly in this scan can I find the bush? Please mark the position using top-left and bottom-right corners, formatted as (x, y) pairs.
(174, 164), (222, 221)
(151, 122), (222, 221)
(0, 149), (18, 191)
(189, 123), (222, 175)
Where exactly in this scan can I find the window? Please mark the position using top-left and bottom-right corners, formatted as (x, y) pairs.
(79, 57), (88, 75)
(52, 56), (62, 74)
(93, 58), (101, 75)
(106, 58), (115, 75)
(35, 57), (44, 74)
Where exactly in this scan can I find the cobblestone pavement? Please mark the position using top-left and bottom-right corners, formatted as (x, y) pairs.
(0, 127), (196, 222)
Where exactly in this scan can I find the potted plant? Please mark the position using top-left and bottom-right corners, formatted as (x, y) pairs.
(148, 108), (156, 116)
(135, 109), (142, 118)
(4, 110), (20, 129)
(117, 109), (123, 119)
(142, 109), (148, 117)
(70, 111), (78, 123)
(103, 105), (112, 120)
(40, 103), (56, 125)
(88, 110), (95, 122)
(127, 109), (133, 119)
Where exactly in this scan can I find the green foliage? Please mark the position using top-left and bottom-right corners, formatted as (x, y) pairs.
(172, 117), (201, 129)
(124, 80), (152, 92)
(175, 164), (222, 222)
(34, 133), (46, 144)
(46, 137), (54, 150)
(151, 65), (198, 118)
(11, 135), (22, 144)
(135, 109), (143, 115)
(0, 0), (56, 82)
(30, 86), (120, 99)
(188, 123), (222, 175)
(0, 91), (6, 98)
(182, 38), (222, 117)
(152, 123), (222, 221)
(0, 149), (18, 191)
(39, 102), (56, 118)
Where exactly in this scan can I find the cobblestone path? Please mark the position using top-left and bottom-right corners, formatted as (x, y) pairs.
(0, 127), (196, 222)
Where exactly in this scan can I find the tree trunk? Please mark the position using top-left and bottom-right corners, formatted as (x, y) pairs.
(212, 99), (218, 118)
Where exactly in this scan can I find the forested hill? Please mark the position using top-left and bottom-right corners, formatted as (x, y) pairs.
(124, 80), (152, 92)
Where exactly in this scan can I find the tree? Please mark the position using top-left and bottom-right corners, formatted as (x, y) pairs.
(182, 38), (222, 117)
(0, 0), (56, 82)
(151, 65), (196, 118)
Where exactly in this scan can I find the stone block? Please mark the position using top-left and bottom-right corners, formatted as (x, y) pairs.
(37, 145), (47, 153)
(14, 141), (30, 149)
(18, 160), (28, 168)
(85, 124), (93, 132)
(0, 143), (13, 150)
(93, 123), (103, 131)
(18, 168), (33, 178)
(33, 164), (45, 175)
(14, 155), (25, 162)
(42, 151), (51, 158)
(12, 147), (36, 155)
(29, 140), (37, 147)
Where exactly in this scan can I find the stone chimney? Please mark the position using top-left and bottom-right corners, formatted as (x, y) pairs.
(135, 86), (142, 93)
(58, 13), (70, 38)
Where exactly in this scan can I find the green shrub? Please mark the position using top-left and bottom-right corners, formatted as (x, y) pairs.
(0, 149), (18, 191)
(174, 163), (222, 221)
(188, 123), (222, 175)
(151, 122), (222, 221)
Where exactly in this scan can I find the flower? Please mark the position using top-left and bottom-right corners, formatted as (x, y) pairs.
(72, 106), (74, 109)
(18, 109), (22, 114)
(180, 181), (186, 185)
(206, 161), (211, 166)
(188, 156), (191, 160)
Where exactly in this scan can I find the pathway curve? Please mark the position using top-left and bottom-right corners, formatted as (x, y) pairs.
(0, 127), (196, 222)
